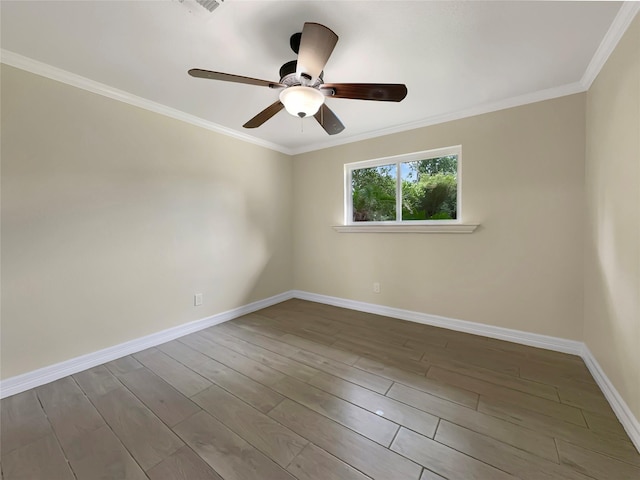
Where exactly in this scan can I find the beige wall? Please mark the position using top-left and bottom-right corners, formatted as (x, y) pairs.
(1, 65), (293, 379)
(3, 18), (637, 432)
(293, 94), (586, 340)
(585, 14), (640, 421)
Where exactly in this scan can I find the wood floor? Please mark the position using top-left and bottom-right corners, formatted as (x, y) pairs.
(2, 299), (639, 479)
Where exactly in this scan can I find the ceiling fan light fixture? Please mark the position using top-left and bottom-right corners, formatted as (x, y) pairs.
(279, 86), (325, 118)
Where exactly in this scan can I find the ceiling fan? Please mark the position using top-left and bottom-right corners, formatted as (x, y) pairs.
(188, 22), (408, 135)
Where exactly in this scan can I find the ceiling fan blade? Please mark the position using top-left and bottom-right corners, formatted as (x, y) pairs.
(188, 69), (284, 89)
(243, 101), (285, 129)
(314, 104), (345, 135)
(296, 23), (338, 84)
(322, 83), (408, 102)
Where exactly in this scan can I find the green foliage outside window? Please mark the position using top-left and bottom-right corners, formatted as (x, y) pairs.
(352, 155), (457, 222)
(352, 164), (397, 221)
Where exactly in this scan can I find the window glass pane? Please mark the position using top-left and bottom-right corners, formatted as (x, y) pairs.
(401, 155), (457, 221)
(351, 164), (397, 222)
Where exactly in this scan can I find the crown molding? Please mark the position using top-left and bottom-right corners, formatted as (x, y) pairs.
(3, 0), (637, 158)
(0, 49), (293, 155)
(288, 81), (586, 155)
(581, 2), (640, 90)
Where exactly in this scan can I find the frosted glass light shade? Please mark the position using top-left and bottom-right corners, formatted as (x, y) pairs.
(279, 86), (325, 118)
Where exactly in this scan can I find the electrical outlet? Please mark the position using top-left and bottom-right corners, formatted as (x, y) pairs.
(194, 293), (203, 306)
(373, 282), (381, 294)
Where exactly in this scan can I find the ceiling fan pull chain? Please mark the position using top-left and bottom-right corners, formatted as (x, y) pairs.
(301, 116), (304, 133)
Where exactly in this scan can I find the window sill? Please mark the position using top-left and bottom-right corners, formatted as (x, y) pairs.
(333, 224), (479, 234)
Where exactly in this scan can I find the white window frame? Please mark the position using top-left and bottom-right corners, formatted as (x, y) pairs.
(344, 145), (463, 226)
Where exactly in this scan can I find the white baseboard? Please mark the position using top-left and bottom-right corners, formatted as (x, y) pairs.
(2, 288), (638, 454)
(292, 290), (583, 355)
(0, 291), (293, 399)
(292, 290), (639, 453)
(581, 345), (640, 452)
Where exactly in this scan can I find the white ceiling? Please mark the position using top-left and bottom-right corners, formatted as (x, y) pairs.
(0, 1), (629, 154)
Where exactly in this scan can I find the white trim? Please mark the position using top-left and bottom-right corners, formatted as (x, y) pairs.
(0, 50), (292, 155)
(581, 345), (640, 452)
(291, 290), (639, 453)
(580, 2), (640, 90)
(2, 288), (638, 454)
(0, 291), (293, 399)
(344, 146), (462, 226)
(333, 224), (478, 234)
(292, 290), (583, 355)
(3, 0), (637, 160)
(289, 82), (586, 155)
(0, 49), (585, 158)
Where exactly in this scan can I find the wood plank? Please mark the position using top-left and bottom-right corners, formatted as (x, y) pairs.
(235, 314), (339, 347)
(339, 322), (446, 348)
(64, 424), (148, 480)
(557, 384), (614, 414)
(286, 443), (370, 480)
(173, 410), (295, 480)
(133, 347), (212, 398)
(104, 355), (144, 377)
(193, 384), (307, 467)
(435, 420), (593, 480)
(269, 399), (422, 479)
(0, 390), (52, 454)
(91, 386), (184, 470)
(333, 333), (424, 362)
(391, 427), (515, 479)
(424, 360), (559, 401)
(478, 396), (640, 467)
(232, 316), (291, 339)
(582, 409), (629, 439)
(291, 349), (392, 394)
(262, 310), (344, 337)
(147, 446), (224, 480)
(118, 367), (201, 427)
(159, 340), (284, 414)
(73, 365), (122, 399)
(213, 323), (301, 357)
(520, 361), (597, 388)
(449, 338), (587, 372)
(339, 324), (437, 349)
(427, 366), (586, 426)
(355, 356), (478, 408)
(280, 301), (403, 337)
(199, 329), (319, 381)
(420, 469), (447, 480)
(280, 333), (359, 365)
(179, 334), (286, 386)
(557, 439), (640, 480)
(334, 339), (427, 373)
(36, 376), (104, 449)
(482, 337), (586, 366)
(309, 371), (439, 438)
(420, 344), (520, 376)
(1, 434), (74, 480)
(6, 299), (637, 479)
(270, 375), (399, 446)
(157, 339), (213, 367)
(386, 383), (559, 461)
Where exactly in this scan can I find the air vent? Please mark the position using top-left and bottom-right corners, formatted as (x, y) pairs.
(195, 0), (221, 13)
(175, 0), (224, 17)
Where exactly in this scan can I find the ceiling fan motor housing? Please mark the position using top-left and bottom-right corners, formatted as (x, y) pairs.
(279, 60), (323, 87)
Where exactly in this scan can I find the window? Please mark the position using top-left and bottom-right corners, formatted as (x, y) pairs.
(345, 146), (461, 225)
